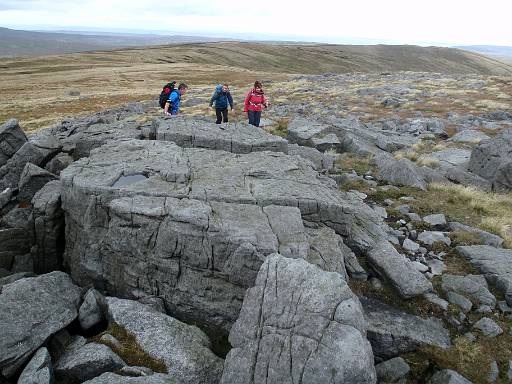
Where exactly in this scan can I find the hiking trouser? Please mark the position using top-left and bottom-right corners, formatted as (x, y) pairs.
(216, 108), (228, 124)
(248, 110), (261, 127)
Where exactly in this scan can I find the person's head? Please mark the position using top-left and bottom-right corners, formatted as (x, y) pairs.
(254, 81), (262, 91)
(222, 84), (229, 93)
(178, 83), (188, 95)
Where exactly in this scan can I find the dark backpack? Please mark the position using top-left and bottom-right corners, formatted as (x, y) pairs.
(159, 81), (177, 109)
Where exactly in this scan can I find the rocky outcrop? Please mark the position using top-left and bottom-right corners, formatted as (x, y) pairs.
(60, 139), (390, 333)
(157, 117), (288, 154)
(468, 129), (512, 191)
(441, 274), (496, 308)
(377, 158), (427, 190)
(105, 297), (223, 384)
(0, 119), (27, 168)
(456, 246), (512, 306)
(221, 254), (377, 384)
(18, 163), (57, 204)
(0, 271), (82, 377)
(361, 297), (451, 360)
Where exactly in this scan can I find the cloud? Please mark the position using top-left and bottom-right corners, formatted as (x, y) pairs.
(0, 0), (511, 46)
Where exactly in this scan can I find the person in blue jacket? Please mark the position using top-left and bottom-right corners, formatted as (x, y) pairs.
(164, 83), (188, 116)
(210, 84), (234, 124)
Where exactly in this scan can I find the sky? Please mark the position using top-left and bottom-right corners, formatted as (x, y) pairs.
(0, 0), (511, 46)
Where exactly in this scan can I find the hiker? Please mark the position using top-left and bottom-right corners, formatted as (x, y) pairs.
(162, 83), (188, 116)
(210, 84), (234, 124)
(244, 81), (268, 127)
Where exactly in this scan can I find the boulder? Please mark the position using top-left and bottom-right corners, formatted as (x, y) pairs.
(45, 152), (73, 175)
(429, 149), (471, 171)
(157, 117), (288, 154)
(31, 180), (65, 273)
(17, 163), (57, 204)
(441, 274), (496, 308)
(286, 117), (336, 148)
(0, 271), (82, 377)
(83, 373), (178, 384)
(0, 271), (35, 290)
(17, 347), (53, 384)
(427, 369), (473, 384)
(456, 246), (512, 306)
(418, 231), (451, 246)
(494, 160), (512, 191)
(423, 214), (446, 228)
(447, 291), (472, 312)
(448, 130), (489, 143)
(0, 228), (33, 271)
(375, 357), (410, 383)
(78, 288), (105, 331)
(468, 129), (512, 190)
(376, 158), (427, 190)
(60, 139), (389, 332)
(367, 241), (432, 298)
(361, 297), (451, 360)
(105, 297), (223, 384)
(0, 119), (27, 168)
(221, 254), (377, 384)
(55, 343), (126, 383)
(472, 317), (503, 337)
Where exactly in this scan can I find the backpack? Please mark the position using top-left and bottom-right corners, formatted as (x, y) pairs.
(159, 81), (177, 109)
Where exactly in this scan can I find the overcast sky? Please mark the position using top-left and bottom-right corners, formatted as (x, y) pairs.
(1, 0), (511, 46)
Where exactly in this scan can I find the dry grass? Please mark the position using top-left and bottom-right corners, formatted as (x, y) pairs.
(92, 322), (167, 373)
(337, 153), (375, 175)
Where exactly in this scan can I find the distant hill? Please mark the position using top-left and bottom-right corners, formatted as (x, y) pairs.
(456, 45), (512, 65)
(0, 27), (228, 57)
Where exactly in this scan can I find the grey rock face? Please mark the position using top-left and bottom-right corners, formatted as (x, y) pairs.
(456, 246), (512, 306)
(427, 369), (473, 384)
(18, 163), (57, 204)
(472, 317), (503, 337)
(105, 297), (223, 384)
(0, 119), (27, 168)
(403, 238), (420, 254)
(17, 347), (53, 384)
(367, 241), (432, 298)
(157, 117), (288, 154)
(441, 274), (496, 308)
(377, 158), (427, 190)
(449, 130), (489, 143)
(31, 180), (65, 274)
(362, 297), (450, 360)
(0, 227), (32, 270)
(83, 373), (178, 384)
(468, 129), (512, 191)
(0, 272), (35, 290)
(60, 139), (390, 331)
(45, 153), (73, 176)
(428, 149), (471, 171)
(418, 231), (451, 246)
(447, 291), (472, 312)
(55, 343), (126, 383)
(375, 357), (410, 383)
(0, 271), (82, 377)
(448, 222), (503, 248)
(287, 143), (337, 172)
(221, 254), (376, 384)
(78, 288), (105, 331)
(287, 117), (337, 148)
(423, 214), (446, 228)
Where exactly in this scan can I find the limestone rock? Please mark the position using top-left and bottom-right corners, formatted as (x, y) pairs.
(449, 130), (489, 143)
(221, 254), (376, 384)
(418, 231), (451, 246)
(472, 317), (503, 337)
(78, 288), (105, 331)
(448, 222), (503, 248)
(18, 163), (57, 204)
(55, 343), (126, 383)
(441, 274), (496, 308)
(0, 119), (27, 168)
(106, 297), (223, 384)
(362, 297), (450, 360)
(427, 369), (473, 384)
(375, 357), (410, 383)
(0, 271), (82, 377)
(377, 158), (427, 190)
(17, 347), (53, 384)
(423, 214), (446, 228)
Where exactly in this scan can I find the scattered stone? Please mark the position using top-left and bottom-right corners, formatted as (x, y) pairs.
(66, 90), (80, 96)
(508, 361), (512, 381)
(17, 347), (53, 384)
(221, 254), (377, 384)
(488, 361), (499, 383)
(99, 334), (122, 350)
(463, 332), (477, 342)
(423, 214), (446, 228)
(377, 158), (427, 190)
(424, 293), (449, 311)
(367, 241), (432, 298)
(418, 231), (451, 246)
(344, 250), (368, 280)
(396, 205), (410, 215)
(106, 297), (223, 384)
(362, 297), (450, 360)
(449, 130), (490, 143)
(407, 213), (422, 222)
(370, 277), (383, 290)
(79, 288), (105, 331)
(448, 222), (503, 248)
(441, 274), (496, 308)
(403, 238), (420, 254)
(427, 369), (473, 383)
(384, 198), (394, 206)
(498, 301), (512, 314)
(375, 357), (410, 382)
(447, 291), (472, 313)
(55, 343), (126, 383)
(473, 317), (503, 337)
(83, 373), (177, 384)
(476, 305), (493, 313)
(0, 271), (82, 377)
(118, 366), (154, 377)
(426, 259), (446, 276)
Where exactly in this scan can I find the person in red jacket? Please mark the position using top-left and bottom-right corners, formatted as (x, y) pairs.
(244, 81), (268, 127)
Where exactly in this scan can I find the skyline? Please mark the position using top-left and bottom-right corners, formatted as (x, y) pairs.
(0, 0), (511, 46)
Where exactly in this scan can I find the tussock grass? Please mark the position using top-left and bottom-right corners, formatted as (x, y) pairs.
(92, 323), (167, 373)
(336, 153), (375, 175)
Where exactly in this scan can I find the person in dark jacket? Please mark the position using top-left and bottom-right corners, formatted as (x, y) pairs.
(210, 84), (234, 124)
(244, 81), (268, 127)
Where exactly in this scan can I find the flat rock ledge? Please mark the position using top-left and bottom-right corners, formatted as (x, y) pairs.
(60, 139), (392, 332)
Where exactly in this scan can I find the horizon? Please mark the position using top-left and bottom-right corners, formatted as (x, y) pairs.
(1, 0), (511, 46)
